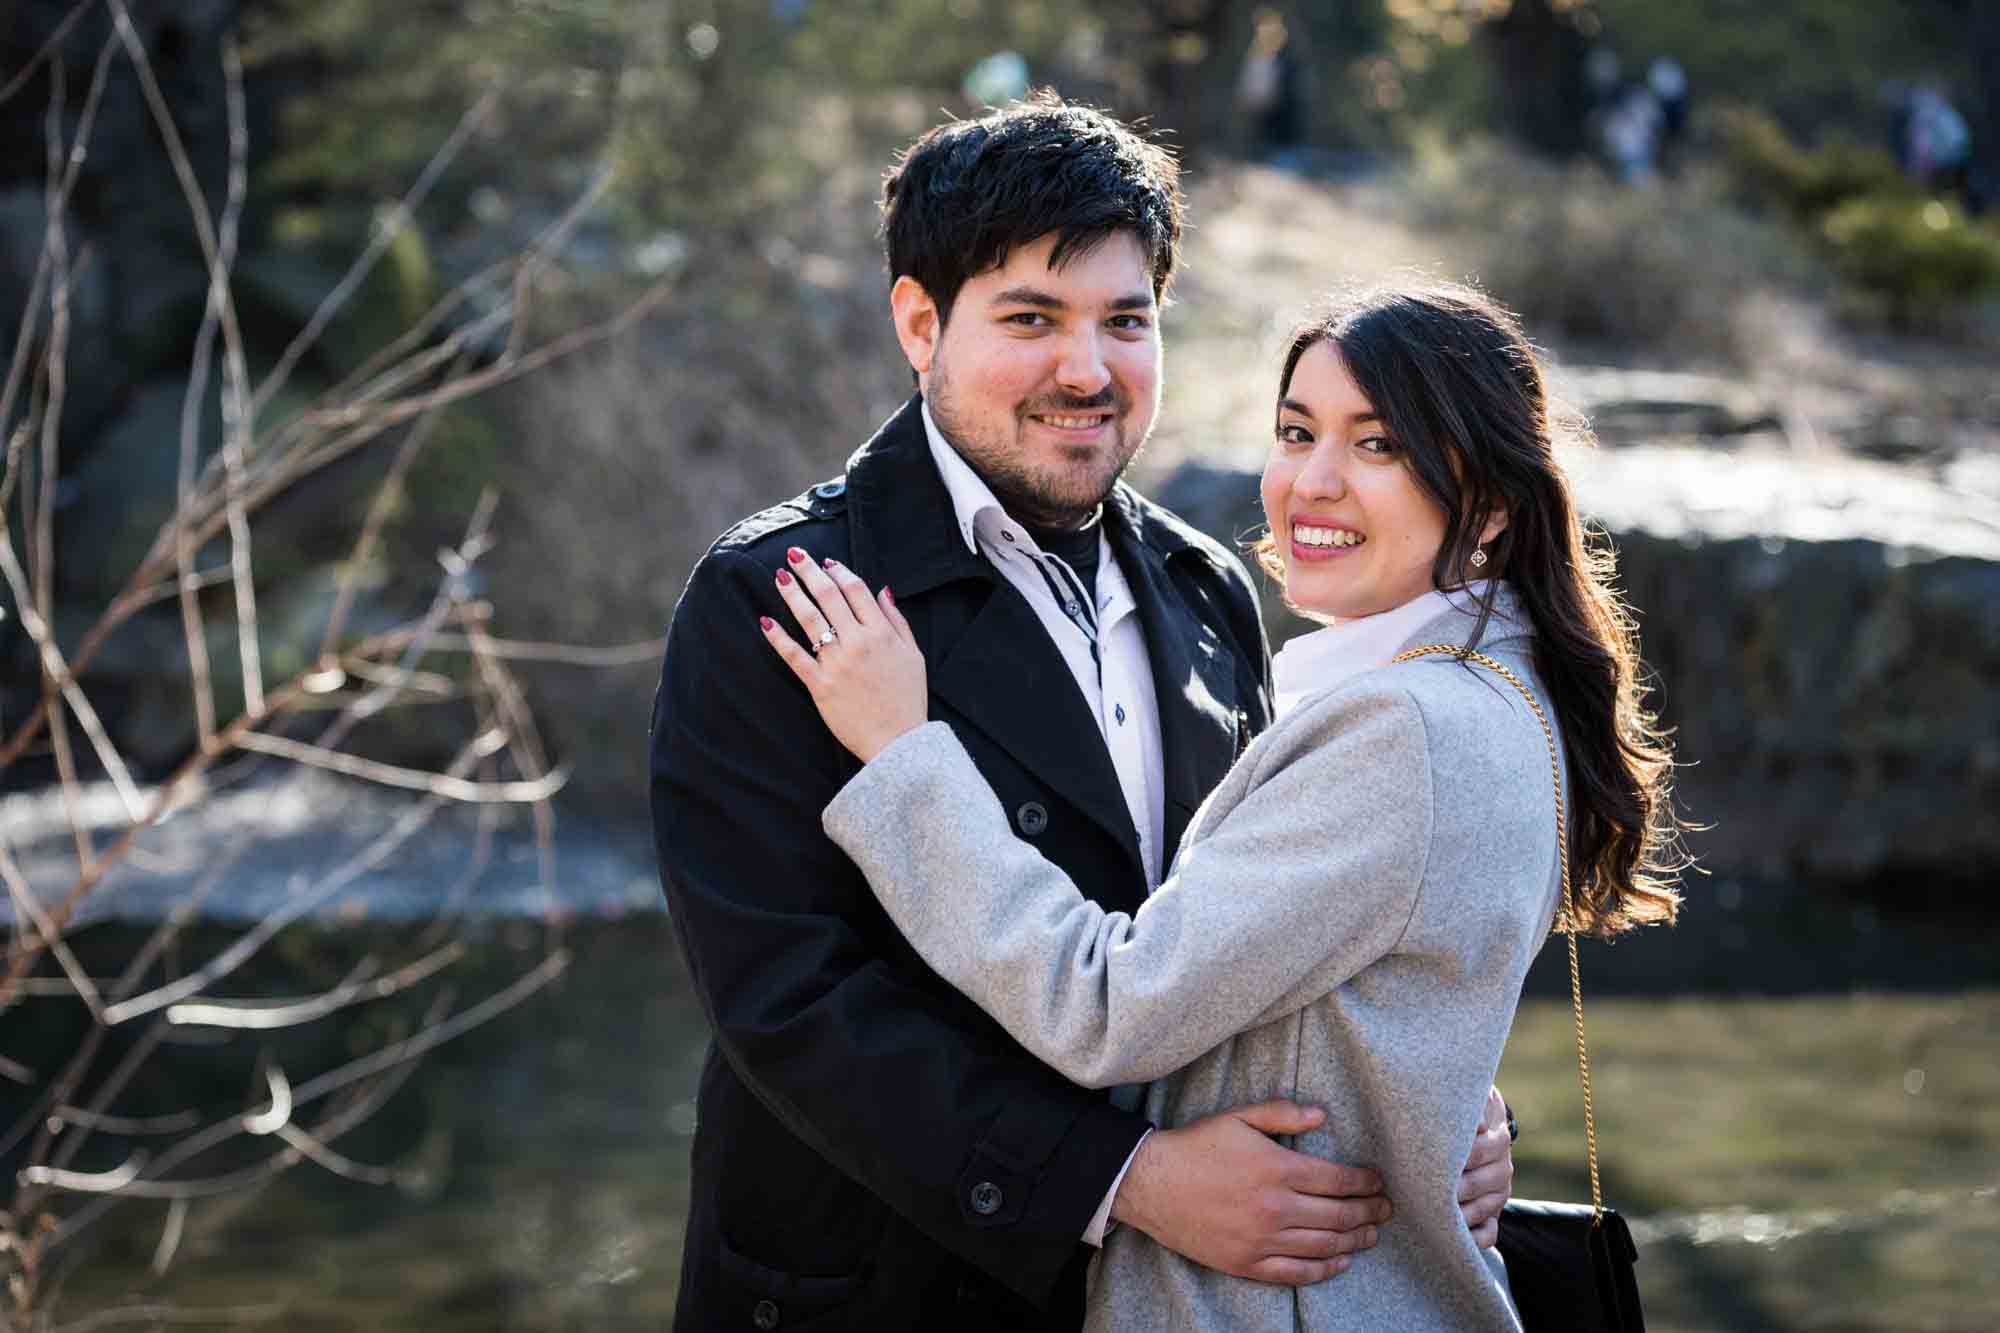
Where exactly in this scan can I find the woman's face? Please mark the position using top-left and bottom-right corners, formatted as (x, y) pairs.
(1260, 339), (1452, 621)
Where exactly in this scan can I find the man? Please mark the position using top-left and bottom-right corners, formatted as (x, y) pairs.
(651, 93), (1513, 1331)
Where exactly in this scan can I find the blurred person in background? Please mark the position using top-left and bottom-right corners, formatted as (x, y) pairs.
(1647, 55), (1690, 174)
(761, 282), (1685, 1331)
(1237, 7), (1307, 167)
(651, 96), (1517, 1331)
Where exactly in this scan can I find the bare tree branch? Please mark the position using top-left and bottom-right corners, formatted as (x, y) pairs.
(52, 1302), (287, 1332)
(166, 942), (464, 1031)
(0, 837), (105, 1021)
(253, 88), (501, 415)
(215, 34), (263, 717)
(421, 630), (667, 667)
(51, 1107), (201, 1136)
(0, 0), (99, 108)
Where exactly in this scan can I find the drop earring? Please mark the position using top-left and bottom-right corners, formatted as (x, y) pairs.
(1469, 546), (1489, 569)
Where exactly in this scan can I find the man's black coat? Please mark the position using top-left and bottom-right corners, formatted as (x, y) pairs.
(651, 399), (1273, 1330)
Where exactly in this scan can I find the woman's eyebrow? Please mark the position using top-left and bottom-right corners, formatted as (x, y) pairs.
(1278, 400), (1384, 427)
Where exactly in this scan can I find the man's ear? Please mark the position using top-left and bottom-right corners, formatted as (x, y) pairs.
(890, 275), (941, 378)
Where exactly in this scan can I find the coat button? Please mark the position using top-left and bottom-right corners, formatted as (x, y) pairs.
(1015, 802), (1048, 837)
(812, 478), (845, 500)
(970, 1180), (1004, 1215)
(753, 1297), (781, 1330)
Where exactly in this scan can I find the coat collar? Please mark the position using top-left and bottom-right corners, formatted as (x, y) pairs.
(843, 395), (1242, 878)
(841, 397), (992, 598)
(1393, 581), (1534, 661)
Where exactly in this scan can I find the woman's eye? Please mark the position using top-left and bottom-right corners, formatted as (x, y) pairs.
(1356, 435), (1399, 456)
(1277, 424), (1313, 446)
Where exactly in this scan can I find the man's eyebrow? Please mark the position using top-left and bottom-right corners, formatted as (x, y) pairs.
(988, 288), (1158, 312)
(991, 286), (1064, 309)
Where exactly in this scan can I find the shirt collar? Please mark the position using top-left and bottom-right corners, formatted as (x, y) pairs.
(921, 400), (1104, 559)
(1270, 582), (1496, 718)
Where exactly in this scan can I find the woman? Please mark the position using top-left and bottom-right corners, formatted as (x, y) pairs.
(758, 283), (1683, 1331)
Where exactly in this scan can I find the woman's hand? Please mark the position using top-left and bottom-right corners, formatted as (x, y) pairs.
(759, 546), (927, 764)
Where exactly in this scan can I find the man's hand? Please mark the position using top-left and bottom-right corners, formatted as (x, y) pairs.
(1109, 1100), (1390, 1286)
(1458, 1085), (1515, 1248)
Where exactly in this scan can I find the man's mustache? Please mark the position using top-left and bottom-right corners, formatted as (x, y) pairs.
(1020, 389), (1123, 415)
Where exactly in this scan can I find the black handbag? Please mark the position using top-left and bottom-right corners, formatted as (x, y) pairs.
(1393, 647), (1647, 1333)
(1499, 1199), (1644, 1332)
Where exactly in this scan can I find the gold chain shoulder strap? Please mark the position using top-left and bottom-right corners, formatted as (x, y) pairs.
(1390, 644), (1602, 1223)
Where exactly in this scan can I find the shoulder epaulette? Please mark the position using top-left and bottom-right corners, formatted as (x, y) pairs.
(712, 476), (848, 550)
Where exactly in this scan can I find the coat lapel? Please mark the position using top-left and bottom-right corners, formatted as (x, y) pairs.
(1105, 491), (1240, 870)
(927, 583), (1144, 865)
(845, 397), (1144, 874)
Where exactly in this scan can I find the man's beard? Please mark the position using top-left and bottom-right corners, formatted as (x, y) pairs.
(927, 357), (1149, 530)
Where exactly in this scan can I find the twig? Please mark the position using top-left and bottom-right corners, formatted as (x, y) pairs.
(465, 613), (557, 906)
(96, 731), (491, 1027)
(337, 659), (459, 698)
(215, 34), (262, 717)
(418, 776), (498, 944)
(50, 1107), (200, 1136)
(166, 941), (463, 1030)
(0, 837), (105, 1021)
(273, 1123), (396, 1185)
(0, 531), (150, 824)
(241, 1066), (291, 1136)
(291, 948), (570, 1111)
(0, 28), (117, 462)
(49, 952), (566, 1241)
(51, 1301), (286, 1331)
(106, 0), (240, 747)
(0, 0), (99, 109)
(233, 731), (566, 806)
(0, 276), (669, 777)
(420, 630), (667, 667)
(253, 88), (500, 415)
(317, 352), (469, 659)
(149, 1198), (187, 1275)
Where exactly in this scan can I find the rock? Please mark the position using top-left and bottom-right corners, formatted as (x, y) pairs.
(1552, 365), (1782, 442)
(1153, 445), (2000, 898)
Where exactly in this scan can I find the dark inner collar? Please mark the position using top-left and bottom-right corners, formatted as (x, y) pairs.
(1019, 510), (1104, 591)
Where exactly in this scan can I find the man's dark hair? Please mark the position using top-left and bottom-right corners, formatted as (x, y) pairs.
(880, 90), (1183, 325)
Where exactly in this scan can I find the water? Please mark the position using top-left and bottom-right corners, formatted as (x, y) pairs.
(5, 775), (1995, 1330)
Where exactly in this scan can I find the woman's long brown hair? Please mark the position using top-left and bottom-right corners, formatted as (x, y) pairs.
(1256, 282), (1686, 936)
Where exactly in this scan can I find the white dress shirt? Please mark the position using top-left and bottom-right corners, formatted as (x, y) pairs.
(922, 403), (1164, 1244)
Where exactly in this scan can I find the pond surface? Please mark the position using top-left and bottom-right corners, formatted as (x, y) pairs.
(5, 775), (1994, 1331)
(8, 916), (1992, 1333)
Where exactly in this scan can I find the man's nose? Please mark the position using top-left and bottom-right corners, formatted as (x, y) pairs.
(1053, 328), (1110, 396)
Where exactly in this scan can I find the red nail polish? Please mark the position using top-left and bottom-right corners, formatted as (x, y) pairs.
(776, 569), (794, 586)
(883, 587), (895, 605)
(823, 558), (837, 570)
(787, 547), (806, 564)
(759, 616), (775, 631)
